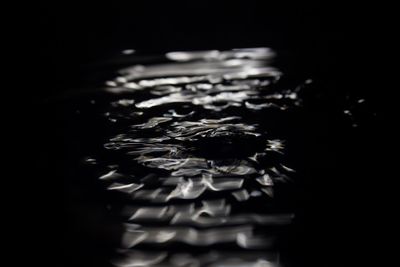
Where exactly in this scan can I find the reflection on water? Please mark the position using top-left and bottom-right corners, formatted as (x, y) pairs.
(82, 48), (310, 266)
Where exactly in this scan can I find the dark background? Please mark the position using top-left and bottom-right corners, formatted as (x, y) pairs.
(31, 1), (379, 100)
(22, 1), (388, 267)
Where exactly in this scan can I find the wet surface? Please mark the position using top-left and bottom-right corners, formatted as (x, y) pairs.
(94, 48), (301, 266)
(33, 46), (381, 267)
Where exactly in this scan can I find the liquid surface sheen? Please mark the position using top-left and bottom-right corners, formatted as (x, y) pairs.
(80, 48), (311, 267)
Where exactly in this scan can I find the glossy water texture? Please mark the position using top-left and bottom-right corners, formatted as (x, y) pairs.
(81, 48), (311, 267)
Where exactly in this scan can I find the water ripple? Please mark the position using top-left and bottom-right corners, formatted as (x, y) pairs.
(84, 48), (311, 266)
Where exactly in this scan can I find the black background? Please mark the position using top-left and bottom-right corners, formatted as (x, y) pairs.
(32, 1), (374, 99)
(21, 1), (389, 267)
